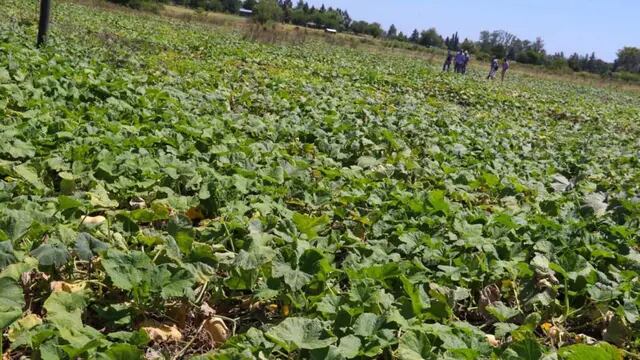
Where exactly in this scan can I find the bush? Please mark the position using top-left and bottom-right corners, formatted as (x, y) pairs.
(253, 0), (283, 25)
(107, 0), (164, 12)
(611, 71), (640, 83)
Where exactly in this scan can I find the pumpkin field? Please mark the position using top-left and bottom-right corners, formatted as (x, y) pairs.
(1, 1), (640, 358)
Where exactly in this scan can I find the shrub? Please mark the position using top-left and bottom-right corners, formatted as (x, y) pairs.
(253, 0), (283, 25)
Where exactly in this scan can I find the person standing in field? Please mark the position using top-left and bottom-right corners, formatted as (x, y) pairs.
(501, 58), (510, 82)
(462, 51), (470, 74)
(487, 57), (499, 79)
(443, 51), (453, 72)
(454, 50), (465, 73)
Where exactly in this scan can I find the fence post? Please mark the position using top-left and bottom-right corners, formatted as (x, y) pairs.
(37, 0), (52, 47)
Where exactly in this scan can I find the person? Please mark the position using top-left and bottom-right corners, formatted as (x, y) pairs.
(462, 51), (470, 74)
(487, 57), (499, 79)
(443, 51), (453, 72)
(454, 50), (465, 73)
(501, 58), (510, 82)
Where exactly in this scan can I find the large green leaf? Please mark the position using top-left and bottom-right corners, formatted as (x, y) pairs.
(31, 243), (71, 267)
(398, 330), (433, 360)
(0, 277), (24, 328)
(558, 342), (622, 360)
(265, 317), (336, 352)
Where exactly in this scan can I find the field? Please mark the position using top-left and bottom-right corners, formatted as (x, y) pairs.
(2, 0), (640, 359)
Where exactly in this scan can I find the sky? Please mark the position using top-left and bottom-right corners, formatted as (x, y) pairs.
(305, 0), (639, 62)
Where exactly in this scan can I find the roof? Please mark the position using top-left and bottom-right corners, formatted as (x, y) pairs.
(325, 28), (337, 33)
(239, 8), (253, 14)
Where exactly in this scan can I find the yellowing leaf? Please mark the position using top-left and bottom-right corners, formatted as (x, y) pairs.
(140, 321), (182, 343)
(50, 281), (86, 293)
(203, 317), (229, 345)
(7, 314), (43, 342)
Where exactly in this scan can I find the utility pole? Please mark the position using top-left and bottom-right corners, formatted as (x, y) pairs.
(37, 0), (52, 47)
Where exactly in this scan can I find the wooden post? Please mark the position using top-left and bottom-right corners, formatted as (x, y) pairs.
(37, 0), (52, 47)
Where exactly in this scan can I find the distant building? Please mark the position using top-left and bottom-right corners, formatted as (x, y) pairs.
(325, 28), (337, 34)
(239, 8), (253, 17)
(306, 22), (317, 28)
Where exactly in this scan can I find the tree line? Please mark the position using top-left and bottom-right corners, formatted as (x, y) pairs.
(109, 0), (640, 80)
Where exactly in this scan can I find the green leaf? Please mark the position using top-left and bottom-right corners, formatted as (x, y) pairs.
(58, 195), (83, 211)
(88, 184), (119, 208)
(104, 343), (144, 360)
(101, 249), (152, 291)
(14, 163), (46, 190)
(31, 243), (71, 267)
(508, 338), (544, 360)
(485, 302), (520, 322)
(272, 261), (312, 291)
(353, 313), (382, 337)
(427, 190), (450, 215)
(357, 156), (380, 169)
(0, 277), (24, 328)
(398, 330), (433, 360)
(266, 317), (336, 352)
(558, 342), (622, 360)
(0, 241), (17, 268)
(292, 213), (330, 239)
(337, 335), (361, 359)
(0, 209), (32, 241)
(75, 232), (109, 261)
(583, 192), (608, 218)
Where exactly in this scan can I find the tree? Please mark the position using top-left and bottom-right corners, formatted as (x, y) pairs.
(387, 24), (397, 39)
(419, 28), (444, 48)
(409, 29), (419, 43)
(243, 0), (257, 10)
(279, 0), (293, 22)
(460, 38), (476, 53)
(615, 47), (640, 73)
(254, 0), (283, 24)
(445, 32), (459, 50)
(221, 0), (241, 13)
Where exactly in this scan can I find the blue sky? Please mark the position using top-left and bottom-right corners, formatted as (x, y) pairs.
(305, 0), (639, 62)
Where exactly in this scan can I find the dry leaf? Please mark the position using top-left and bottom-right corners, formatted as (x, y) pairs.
(186, 207), (205, 222)
(140, 321), (183, 343)
(203, 317), (229, 345)
(200, 302), (216, 317)
(166, 302), (190, 328)
(81, 215), (106, 225)
(479, 284), (500, 313)
(50, 281), (86, 293)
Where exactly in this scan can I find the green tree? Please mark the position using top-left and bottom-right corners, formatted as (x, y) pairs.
(254, 0), (283, 24)
(419, 28), (444, 48)
(615, 47), (640, 73)
(221, 0), (241, 13)
(243, 0), (257, 10)
(409, 29), (419, 43)
(387, 24), (397, 39)
(460, 38), (476, 53)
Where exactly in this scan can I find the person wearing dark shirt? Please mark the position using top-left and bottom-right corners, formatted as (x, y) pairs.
(462, 51), (470, 74)
(501, 58), (510, 82)
(487, 57), (499, 79)
(443, 51), (453, 72)
(454, 51), (465, 73)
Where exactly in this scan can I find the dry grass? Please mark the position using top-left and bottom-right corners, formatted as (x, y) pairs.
(65, 0), (640, 93)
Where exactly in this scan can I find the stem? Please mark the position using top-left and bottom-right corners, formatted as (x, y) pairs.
(564, 278), (570, 318)
(171, 321), (205, 360)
